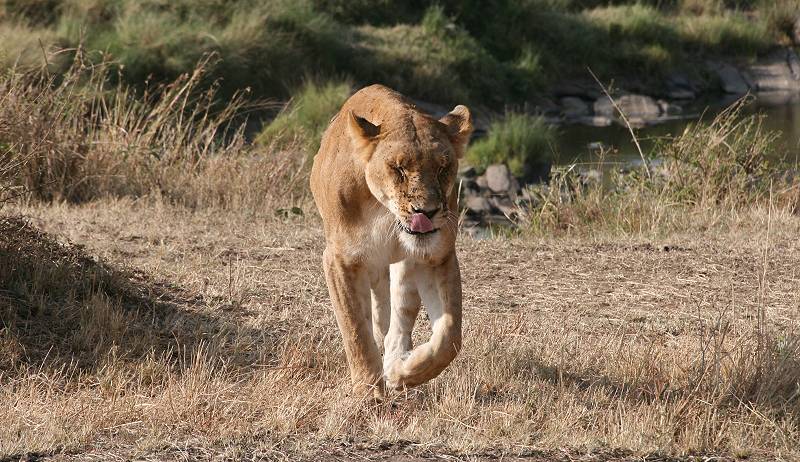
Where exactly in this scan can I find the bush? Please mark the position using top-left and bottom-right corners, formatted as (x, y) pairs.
(466, 113), (557, 179)
(354, 5), (513, 104)
(0, 0), (791, 113)
(256, 79), (352, 155)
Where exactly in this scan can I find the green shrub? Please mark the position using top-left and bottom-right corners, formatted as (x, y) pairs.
(354, 5), (513, 104)
(0, 0), (792, 111)
(256, 80), (352, 155)
(466, 113), (557, 179)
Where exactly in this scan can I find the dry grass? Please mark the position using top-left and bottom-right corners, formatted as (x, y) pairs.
(1, 42), (799, 462)
(0, 55), (307, 210)
(521, 101), (800, 237)
(1, 199), (798, 460)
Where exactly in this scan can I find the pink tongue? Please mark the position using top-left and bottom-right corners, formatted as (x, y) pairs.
(409, 213), (434, 233)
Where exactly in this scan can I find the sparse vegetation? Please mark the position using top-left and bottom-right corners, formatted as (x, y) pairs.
(466, 113), (557, 179)
(2, 2), (800, 461)
(520, 101), (799, 236)
(256, 79), (352, 154)
(0, 57), (307, 209)
(0, 0), (796, 106)
(2, 197), (799, 460)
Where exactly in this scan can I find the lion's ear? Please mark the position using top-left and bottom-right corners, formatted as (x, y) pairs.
(347, 111), (380, 155)
(439, 105), (473, 158)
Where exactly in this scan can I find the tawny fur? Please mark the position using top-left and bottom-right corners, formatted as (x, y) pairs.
(310, 84), (473, 396)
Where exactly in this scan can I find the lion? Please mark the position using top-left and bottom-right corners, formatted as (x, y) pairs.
(310, 84), (473, 397)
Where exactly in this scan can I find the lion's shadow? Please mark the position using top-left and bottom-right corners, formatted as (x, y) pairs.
(0, 216), (274, 377)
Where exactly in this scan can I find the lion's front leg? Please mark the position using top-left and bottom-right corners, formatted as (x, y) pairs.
(322, 248), (384, 398)
(384, 253), (462, 390)
(370, 268), (391, 353)
(383, 260), (422, 377)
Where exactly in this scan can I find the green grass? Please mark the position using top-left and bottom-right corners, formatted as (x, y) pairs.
(0, 0), (791, 107)
(256, 79), (352, 155)
(466, 113), (557, 179)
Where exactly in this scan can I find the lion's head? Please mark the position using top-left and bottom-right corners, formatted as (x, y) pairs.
(347, 105), (473, 252)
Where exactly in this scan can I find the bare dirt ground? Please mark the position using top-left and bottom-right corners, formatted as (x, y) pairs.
(1, 199), (799, 461)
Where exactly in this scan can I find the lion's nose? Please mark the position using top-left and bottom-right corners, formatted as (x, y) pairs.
(411, 206), (440, 219)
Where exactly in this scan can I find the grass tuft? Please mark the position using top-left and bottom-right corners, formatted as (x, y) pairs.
(466, 113), (557, 179)
(256, 79), (352, 155)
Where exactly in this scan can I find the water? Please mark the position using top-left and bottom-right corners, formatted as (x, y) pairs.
(556, 94), (800, 168)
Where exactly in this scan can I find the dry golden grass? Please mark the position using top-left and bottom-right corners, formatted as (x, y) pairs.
(0, 56), (306, 210)
(1, 198), (798, 461)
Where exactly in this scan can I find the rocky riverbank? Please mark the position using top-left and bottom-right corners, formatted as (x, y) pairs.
(542, 47), (800, 129)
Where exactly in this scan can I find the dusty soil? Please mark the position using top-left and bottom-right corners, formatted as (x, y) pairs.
(1, 199), (798, 461)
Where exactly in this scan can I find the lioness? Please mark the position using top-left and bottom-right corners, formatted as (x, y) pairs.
(310, 85), (473, 397)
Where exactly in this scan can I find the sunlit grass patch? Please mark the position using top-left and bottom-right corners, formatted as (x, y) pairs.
(466, 113), (557, 179)
(256, 79), (352, 155)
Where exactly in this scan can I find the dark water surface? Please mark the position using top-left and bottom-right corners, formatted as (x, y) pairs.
(556, 94), (800, 167)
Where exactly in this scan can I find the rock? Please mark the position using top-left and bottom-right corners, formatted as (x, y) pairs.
(626, 117), (648, 128)
(657, 100), (682, 116)
(460, 178), (481, 196)
(743, 49), (800, 92)
(665, 72), (694, 89)
(593, 94), (661, 119)
(560, 97), (590, 119)
(507, 176), (521, 200)
(793, 17), (800, 46)
(712, 63), (750, 94)
(458, 166), (477, 178)
(475, 175), (488, 189)
(577, 115), (613, 127)
(464, 195), (492, 214)
(788, 49), (800, 80)
(485, 164), (513, 193)
(579, 169), (602, 184)
(593, 97), (615, 117)
(489, 197), (517, 216)
(665, 72), (697, 100)
(753, 91), (799, 106)
(667, 89), (695, 100)
(587, 141), (606, 151)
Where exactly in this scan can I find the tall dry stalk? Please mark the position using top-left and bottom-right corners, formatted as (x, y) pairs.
(0, 52), (307, 210)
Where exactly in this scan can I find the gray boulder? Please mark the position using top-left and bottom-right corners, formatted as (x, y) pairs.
(475, 174), (488, 189)
(665, 72), (697, 100)
(658, 100), (682, 116)
(577, 115), (613, 127)
(712, 63), (750, 94)
(560, 97), (591, 119)
(794, 17), (800, 46)
(489, 197), (517, 217)
(744, 49), (800, 92)
(594, 94), (662, 120)
(464, 195), (492, 214)
(485, 164), (513, 193)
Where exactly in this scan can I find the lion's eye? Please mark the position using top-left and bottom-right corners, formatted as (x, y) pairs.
(393, 166), (406, 182)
